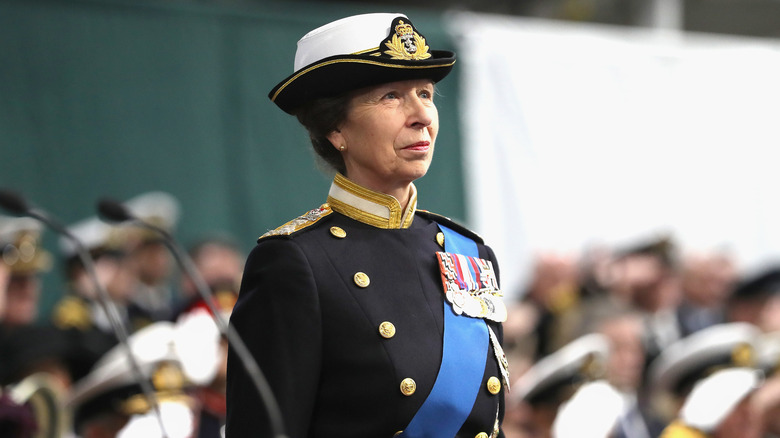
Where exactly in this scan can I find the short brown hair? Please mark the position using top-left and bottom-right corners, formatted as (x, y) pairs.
(294, 93), (352, 175)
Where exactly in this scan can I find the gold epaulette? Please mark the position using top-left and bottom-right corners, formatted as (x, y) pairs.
(52, 295), (92, 331)
(259, 204), (333, 240)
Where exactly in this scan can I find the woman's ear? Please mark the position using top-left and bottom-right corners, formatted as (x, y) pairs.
(327, 129), (345, 152)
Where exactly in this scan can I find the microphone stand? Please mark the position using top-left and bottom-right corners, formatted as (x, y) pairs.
(97, 199), (289, 438)
(0, 190), (169, 438)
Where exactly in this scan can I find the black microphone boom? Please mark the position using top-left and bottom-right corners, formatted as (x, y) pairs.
(96, 198), (134, 222)
(0, 189), (170, 438)
(0, 189), (32, 215)
(97, 197), (289, 438)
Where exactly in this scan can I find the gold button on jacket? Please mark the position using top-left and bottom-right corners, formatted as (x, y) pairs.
(486, 376), (502, 395)
(400, 378), (417, 396)
(436, 231), (445, 248)
(353, 272), (370, 288)
(330, 226), (347, 238)
(379, 321), (396, 339)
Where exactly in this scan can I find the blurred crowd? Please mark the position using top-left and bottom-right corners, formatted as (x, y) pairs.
(0, 192), (244, 438)
(503, 236), (780, 437)
(4, 190), (780, 438)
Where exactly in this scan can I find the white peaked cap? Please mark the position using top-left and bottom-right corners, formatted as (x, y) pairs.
(552, 380), (627, 438)
(123, 191), (180, 231)
(648, 322), (761, 395)
(513, 333), (610, 403)
(679, 367), (762, 432)
(294, 13), (407, 70)
(269, 12), (455, 114)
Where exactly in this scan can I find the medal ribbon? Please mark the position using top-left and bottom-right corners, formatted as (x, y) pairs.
(399, 224), (490, 438)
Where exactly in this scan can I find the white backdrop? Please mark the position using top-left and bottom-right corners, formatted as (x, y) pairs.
(448, 12), (780, 300)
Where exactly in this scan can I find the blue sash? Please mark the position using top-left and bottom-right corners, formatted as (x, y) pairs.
(399, 225), (490, 438)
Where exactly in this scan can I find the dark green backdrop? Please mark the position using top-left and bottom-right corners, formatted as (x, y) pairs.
(0, 0), (466, 318)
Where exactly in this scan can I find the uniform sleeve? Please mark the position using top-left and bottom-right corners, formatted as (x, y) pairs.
(226, 237), (322, 438)
(484, 244), (507, 438)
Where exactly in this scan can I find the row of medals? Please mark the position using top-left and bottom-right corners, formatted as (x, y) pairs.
(438, 252), (510, 391)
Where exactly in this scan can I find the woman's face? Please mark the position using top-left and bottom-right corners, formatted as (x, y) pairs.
(328, 79), (438, 195)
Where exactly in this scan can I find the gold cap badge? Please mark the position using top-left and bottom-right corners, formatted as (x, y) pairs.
(383, 19), (431, 60)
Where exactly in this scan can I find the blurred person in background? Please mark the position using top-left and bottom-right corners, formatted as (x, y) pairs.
(505, 333), (610, 438)
(645, 322), (760, 426)
(576, 244), (615, 302)
(67, 321), (197, 438)
(676, 250), (736, 337)
(0, 216), (52, 329)
(51, 215), (135, 338)
(122, 192), (180, 329)
(175, 234), (244, 437)
(659, 367), (762, 438)
(0, 217), (118, 438)
(606, 235), (683, 365)
(596, 309), (665, 438)
(519, 252), (583, 361)
(573, 243), (619, 329)
(726, 266), (780, 332)
(174, 235), (243, 319)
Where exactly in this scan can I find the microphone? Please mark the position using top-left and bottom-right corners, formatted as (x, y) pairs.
(0, 189), (170, 438)
(97, 197), (289, 438)
(0, 189), (30, 216)
(96, 198), (134, 223)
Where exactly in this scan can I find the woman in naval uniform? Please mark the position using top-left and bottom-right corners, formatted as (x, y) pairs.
(226, 12), (508, 438)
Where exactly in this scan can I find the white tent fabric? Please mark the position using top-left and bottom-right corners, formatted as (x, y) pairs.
(448, 12), (780, 300)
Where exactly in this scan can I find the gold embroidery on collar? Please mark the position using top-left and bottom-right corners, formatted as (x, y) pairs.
(327, 174), (416, 229)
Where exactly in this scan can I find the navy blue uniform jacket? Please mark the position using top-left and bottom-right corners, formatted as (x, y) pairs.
(227, 176), (506, 438)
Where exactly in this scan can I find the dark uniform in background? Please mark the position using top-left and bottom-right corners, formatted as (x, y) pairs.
(228, 175), (506, 437)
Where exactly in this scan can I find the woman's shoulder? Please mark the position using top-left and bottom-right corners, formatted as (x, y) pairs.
(257, 204), (333, 242)
(415, 209), (484, 245)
